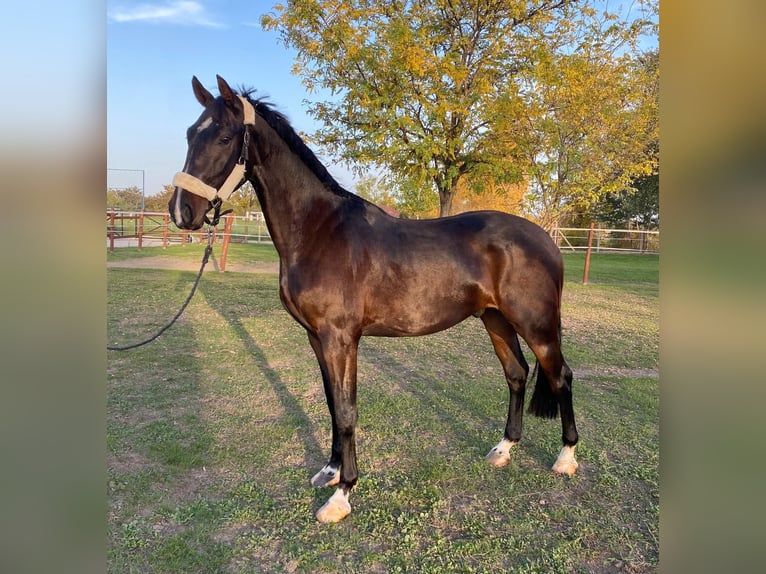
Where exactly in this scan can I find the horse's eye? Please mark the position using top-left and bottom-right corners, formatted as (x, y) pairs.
(220, 136), (232, 145)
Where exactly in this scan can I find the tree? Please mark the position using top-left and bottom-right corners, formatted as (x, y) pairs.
(263, 0), (577, 216)
(354, 172), (438, 218)
(513, 14), (658, 231)
(591, 144), (658, 230)
(452, 177), (526, 215)
(598, 171), (659, 229)
(227, 181), (261, 216)
(593, 49), (659, 230)
(353, 173), (399, 211)
(106, 186), (142, 210)
(142, 185), (175, 212)
(263, 0), (657, 220)
(559, 48), (659, 230)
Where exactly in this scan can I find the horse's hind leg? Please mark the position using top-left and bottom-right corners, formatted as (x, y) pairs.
(551, 358), (579, 475)
(527, 339), (579, 476)
(480, 309), (529, 468)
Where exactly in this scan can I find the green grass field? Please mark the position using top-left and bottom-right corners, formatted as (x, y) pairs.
(107, 242), (280, 265)
(107, 247), (658, 573)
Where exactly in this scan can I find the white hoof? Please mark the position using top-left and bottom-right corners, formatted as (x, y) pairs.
(310, 465), (340, 488)
(316, 488), (351, 523)
(552, 445), (579, 476)
(485, 439), (516, 468)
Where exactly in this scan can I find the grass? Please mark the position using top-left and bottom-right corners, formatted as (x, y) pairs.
(108, 246), (658, 573)
(107, 242), (280, 265)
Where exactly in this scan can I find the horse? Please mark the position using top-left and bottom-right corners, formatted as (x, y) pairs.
(169, 75), (579, 523)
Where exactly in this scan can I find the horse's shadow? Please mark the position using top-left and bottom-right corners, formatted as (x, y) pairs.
(199, 278), (327, 480)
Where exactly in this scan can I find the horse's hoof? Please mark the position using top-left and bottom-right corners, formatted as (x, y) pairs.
(552, 459), (579, 475)
(551, 445), (579, 476)
(485, 439), (515, 468)
(316, 489), (351, 523)
(311, 465), (341, 488)
(485, 447), (511, 468)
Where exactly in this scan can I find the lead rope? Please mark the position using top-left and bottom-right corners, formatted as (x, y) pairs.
(107, 227), (216, 351)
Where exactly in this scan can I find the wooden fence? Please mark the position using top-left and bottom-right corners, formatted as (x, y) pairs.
(107, 211), (271, 247)
(106, 210), (275, 271)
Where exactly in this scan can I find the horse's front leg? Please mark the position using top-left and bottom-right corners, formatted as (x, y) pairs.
(307, 333), (341, 489)
(307, 330), (360, 523)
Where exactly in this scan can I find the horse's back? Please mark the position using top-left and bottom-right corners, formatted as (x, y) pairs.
(375, 209), (562, 282)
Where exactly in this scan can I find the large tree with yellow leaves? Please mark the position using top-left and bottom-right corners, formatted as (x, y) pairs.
(262, 0), (657, 222)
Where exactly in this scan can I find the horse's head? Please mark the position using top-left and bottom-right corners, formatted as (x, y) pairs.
(169, 75), (254, 230)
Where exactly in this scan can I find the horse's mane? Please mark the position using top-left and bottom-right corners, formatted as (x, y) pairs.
(238, 88), (355, 200)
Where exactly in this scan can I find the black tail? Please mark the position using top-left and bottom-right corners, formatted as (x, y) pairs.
(527, 362), (559, 419)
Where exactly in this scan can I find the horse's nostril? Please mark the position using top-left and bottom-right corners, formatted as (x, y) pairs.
(173, 201), (207, 230)
(169, 198), (196, 229)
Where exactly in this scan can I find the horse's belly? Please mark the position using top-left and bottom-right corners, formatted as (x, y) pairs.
(362, 293), (479, 337)
(362, 315), (469, 337)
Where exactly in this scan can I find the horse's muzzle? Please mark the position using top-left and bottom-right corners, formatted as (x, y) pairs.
(169, 191), (208, 230)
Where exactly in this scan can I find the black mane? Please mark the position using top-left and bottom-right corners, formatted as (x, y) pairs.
(238, 89), (354, 200)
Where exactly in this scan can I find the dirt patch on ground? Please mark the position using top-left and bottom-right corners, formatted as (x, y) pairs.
(107, 256), (279, 274)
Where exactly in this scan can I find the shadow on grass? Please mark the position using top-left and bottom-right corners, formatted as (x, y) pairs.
(108, 272), (234, 572)
(358, 334), (565, 473)
(200, 281), (327, 481)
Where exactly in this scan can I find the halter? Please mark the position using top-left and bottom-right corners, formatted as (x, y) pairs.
(172, 95), (256, 224)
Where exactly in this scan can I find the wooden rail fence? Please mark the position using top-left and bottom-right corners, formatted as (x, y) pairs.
(107, 210), (239, 271)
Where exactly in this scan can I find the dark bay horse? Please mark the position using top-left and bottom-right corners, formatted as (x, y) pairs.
(169, 75), (579, 523)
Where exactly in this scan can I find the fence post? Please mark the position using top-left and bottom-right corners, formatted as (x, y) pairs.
(583, 222), (595, 285)
(108, 210), (116, 251)
(137, 212), (144, 250)
(162, 214), (169, 248)
(219, 214), (234, 272)
(596, 224), (601, 253)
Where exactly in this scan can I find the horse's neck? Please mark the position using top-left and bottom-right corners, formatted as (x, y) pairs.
(251, 140), (340, 259)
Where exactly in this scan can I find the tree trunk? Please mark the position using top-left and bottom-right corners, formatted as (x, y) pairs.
(436, 169), (463, 217)
(438, 189), (454, 217)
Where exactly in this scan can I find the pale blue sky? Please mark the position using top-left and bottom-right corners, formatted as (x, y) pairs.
(107, 0), (354, 196)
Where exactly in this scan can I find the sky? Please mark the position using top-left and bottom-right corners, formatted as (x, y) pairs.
(107, 0), (356, 198)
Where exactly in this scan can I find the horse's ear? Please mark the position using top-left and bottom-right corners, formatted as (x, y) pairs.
(216, 75), (236, 105)
(192, 76), (214, 107)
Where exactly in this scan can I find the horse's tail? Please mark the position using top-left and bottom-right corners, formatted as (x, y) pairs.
(527, 320), (563, 420)
(527, 362), (559, 419)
